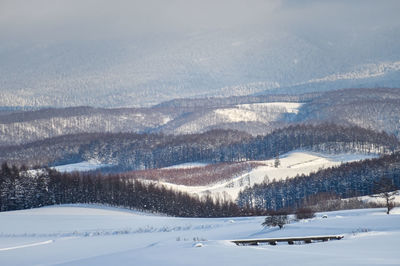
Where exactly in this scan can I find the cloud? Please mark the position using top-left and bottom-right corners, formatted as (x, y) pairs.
(0, 0), (399, 42)
(0, 0), (283, 40)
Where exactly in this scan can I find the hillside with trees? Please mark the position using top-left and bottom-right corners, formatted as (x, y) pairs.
(296, 88), (400, 137)
(237, 152), (400, 211)
(1, 88), (400, 148)
(0, 163), (256, 217)
(0, 124), (397, 174)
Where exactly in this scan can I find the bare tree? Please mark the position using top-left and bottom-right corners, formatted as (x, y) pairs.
(295, 207), (315, 220)
(371, 177), (399, 214)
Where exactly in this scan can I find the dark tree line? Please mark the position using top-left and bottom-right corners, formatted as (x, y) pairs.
(237, 152), (400, 211)
(1, 124), (397, 173)
(0, 163), (259, 217)
(155, 94), (317, 109)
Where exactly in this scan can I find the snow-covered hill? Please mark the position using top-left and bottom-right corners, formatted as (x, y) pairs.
(0, 205), (399, 265)
(160, 102), (302, 135)
(156, 151), (378, 201)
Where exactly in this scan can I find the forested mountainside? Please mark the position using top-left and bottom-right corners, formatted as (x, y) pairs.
(0, 94), (312, 146)
(237, 152), (400, 211)
(296, 88), (400, 136)
(0, 88), (399, 147)
(0, 130), (251, 169)
(0, 106), (179, 146)
(1, 124), (397, 172)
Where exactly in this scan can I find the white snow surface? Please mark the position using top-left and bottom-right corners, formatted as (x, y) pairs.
(0, 205), (399, 265)
(52, 160), (110, 172)
(214, 102), (303, 123)
(159, 151), (378, 201)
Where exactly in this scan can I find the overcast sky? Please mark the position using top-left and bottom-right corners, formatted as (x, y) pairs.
(1, 0), (400, 42)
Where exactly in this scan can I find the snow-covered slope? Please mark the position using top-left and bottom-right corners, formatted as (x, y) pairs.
(162, 102), (302, 135)
(157, 151), (378, 201)
(0, 205), (399, 265)
(214, 102), (302, 122)
(52, 160), (111, 172)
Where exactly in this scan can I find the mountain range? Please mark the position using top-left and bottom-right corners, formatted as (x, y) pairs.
(1, 0), (400, 108)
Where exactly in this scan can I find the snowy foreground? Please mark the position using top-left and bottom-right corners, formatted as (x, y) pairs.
(1, 205), (399, 265)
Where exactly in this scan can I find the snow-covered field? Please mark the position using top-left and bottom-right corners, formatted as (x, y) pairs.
(159, 151), (378, 201)
(0, 205), (399, 265)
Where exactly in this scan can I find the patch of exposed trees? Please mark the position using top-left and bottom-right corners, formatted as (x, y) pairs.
(237, 152), (400, 211)
(122, 161), (262, 186)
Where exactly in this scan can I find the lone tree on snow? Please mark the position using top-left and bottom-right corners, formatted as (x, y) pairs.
(371, 177), (398, 214)
(262, 210), (288, 229)
(274, 155), (280, 168)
